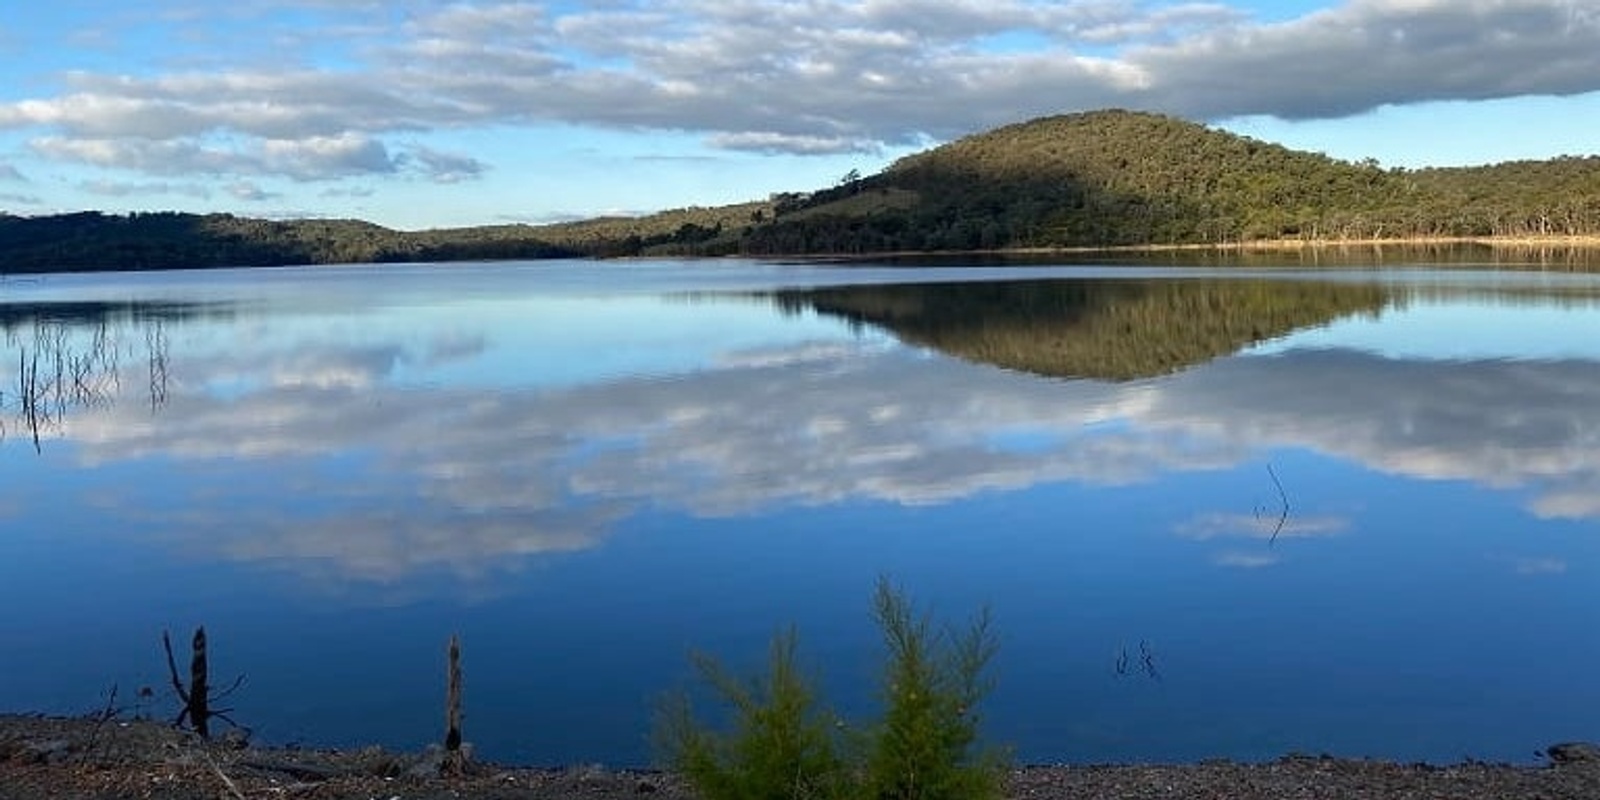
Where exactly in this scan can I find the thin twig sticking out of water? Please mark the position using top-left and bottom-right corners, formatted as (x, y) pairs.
(147, 320), (169, 412)
(1265, 464), (1289, 547)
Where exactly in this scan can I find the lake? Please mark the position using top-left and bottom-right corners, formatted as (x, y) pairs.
(1, 256), (1597, 767)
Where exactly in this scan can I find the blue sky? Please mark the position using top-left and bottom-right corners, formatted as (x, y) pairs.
(3, 0), (1600, 230)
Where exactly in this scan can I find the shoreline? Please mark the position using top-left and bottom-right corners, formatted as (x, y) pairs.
(3, 713), (1597, 799)
(797, 235), (1600, 261)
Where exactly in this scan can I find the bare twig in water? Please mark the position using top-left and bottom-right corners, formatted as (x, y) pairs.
(161, 630), (192, 719)
(1266, 463), (1290, 546)
(1138, 640), (1160, 682)
(146, 320), (168, 412)
(84, 684), (122, 751)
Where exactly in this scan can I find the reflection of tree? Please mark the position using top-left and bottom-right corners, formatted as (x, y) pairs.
(775, 279), (1391, 380)
(1, 303), (189, 451)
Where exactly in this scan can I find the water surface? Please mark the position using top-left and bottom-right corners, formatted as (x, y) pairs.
(1, 259), (1597, 766)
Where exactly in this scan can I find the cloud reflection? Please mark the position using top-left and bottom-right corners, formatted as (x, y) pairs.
(24, 317), (1600, 585)
(1173, 512), (1349, 541)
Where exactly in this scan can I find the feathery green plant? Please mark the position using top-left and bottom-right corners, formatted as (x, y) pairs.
(658, 578), (1006, 800)
(863, 577), (1005, 800)
(656, 625), (847, 800)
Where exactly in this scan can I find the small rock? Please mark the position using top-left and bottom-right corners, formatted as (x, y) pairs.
(25, 739), (72, 765)
(220, 728), (251, 750)
(404, 744), (446, 779)
(1546, 742), (1600, 764)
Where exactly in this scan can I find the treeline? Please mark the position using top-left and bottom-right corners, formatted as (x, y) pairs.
(0, 201), (774, 271)
(6, 109), (1600, 270)
(0, 212), (580, 272)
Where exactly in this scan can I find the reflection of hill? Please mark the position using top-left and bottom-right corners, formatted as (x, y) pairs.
(777, 280), (1390, 380)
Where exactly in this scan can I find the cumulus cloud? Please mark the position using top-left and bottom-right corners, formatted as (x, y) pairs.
(1136, 0), (1600, 119)
(33, 132), (402, 180)
(3, 0), (1598, 181)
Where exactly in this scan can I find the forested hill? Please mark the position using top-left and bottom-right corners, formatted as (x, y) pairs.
(5, 109), (1600, 270)
(743, 110), (1600, 253)
(0, 212), (575, 272)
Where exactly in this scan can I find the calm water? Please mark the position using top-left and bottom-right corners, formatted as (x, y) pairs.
(2, 258), (1598, 766)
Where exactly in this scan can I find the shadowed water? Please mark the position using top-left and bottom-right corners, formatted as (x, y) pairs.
(1, 258), (1597, 766)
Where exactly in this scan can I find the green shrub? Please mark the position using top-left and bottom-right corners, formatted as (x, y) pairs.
(655, 625), (847, 800)
(658, 579), (1007, 800)
(864, 577), (1005, 800)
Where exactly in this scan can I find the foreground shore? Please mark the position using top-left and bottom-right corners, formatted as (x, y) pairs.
(3, 714), (1597, 799)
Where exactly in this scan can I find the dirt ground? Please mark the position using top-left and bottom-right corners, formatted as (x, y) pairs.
(3, 713), (1598, 799)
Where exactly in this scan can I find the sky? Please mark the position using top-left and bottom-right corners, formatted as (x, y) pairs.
(3, 0), (1600, 230)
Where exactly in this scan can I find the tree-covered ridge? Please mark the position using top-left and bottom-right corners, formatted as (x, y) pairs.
(0, 212), (577, 271)
(774, 278), (1391, 381)
(744, 109), (1600, 253)
(0, 200), (775, 271)
(6, 109), (1600, 270)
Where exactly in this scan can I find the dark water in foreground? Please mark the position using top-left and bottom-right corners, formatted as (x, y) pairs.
(1, 258), (1597, 766)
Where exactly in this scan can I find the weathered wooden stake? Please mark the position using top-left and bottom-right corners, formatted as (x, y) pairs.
(190, 627), (211, 739)
(443, 634), (465, 776)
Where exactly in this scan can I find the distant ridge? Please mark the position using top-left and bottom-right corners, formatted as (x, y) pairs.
(5, 109), (1600, 271)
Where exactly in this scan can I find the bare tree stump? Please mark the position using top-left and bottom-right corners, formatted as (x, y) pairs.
(189, 627), (211, 739)
(163, 626), (242, 739)
(442, 634), (466, 777)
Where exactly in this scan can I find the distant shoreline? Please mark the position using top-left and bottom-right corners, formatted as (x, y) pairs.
(5, 233), (1600, 279)
(866, 234), (1600, 257)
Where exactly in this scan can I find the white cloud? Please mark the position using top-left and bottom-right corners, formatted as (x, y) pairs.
(402, 146), (488, 183)
(3, 0), (1599, 183)
(78, 178), (212, 198)
(32, 132), (403, 180)
(226, 180), (280, 201)
(708, 131), (884, 156)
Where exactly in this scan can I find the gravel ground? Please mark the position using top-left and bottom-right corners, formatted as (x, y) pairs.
(3, 713), (1597, 799)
